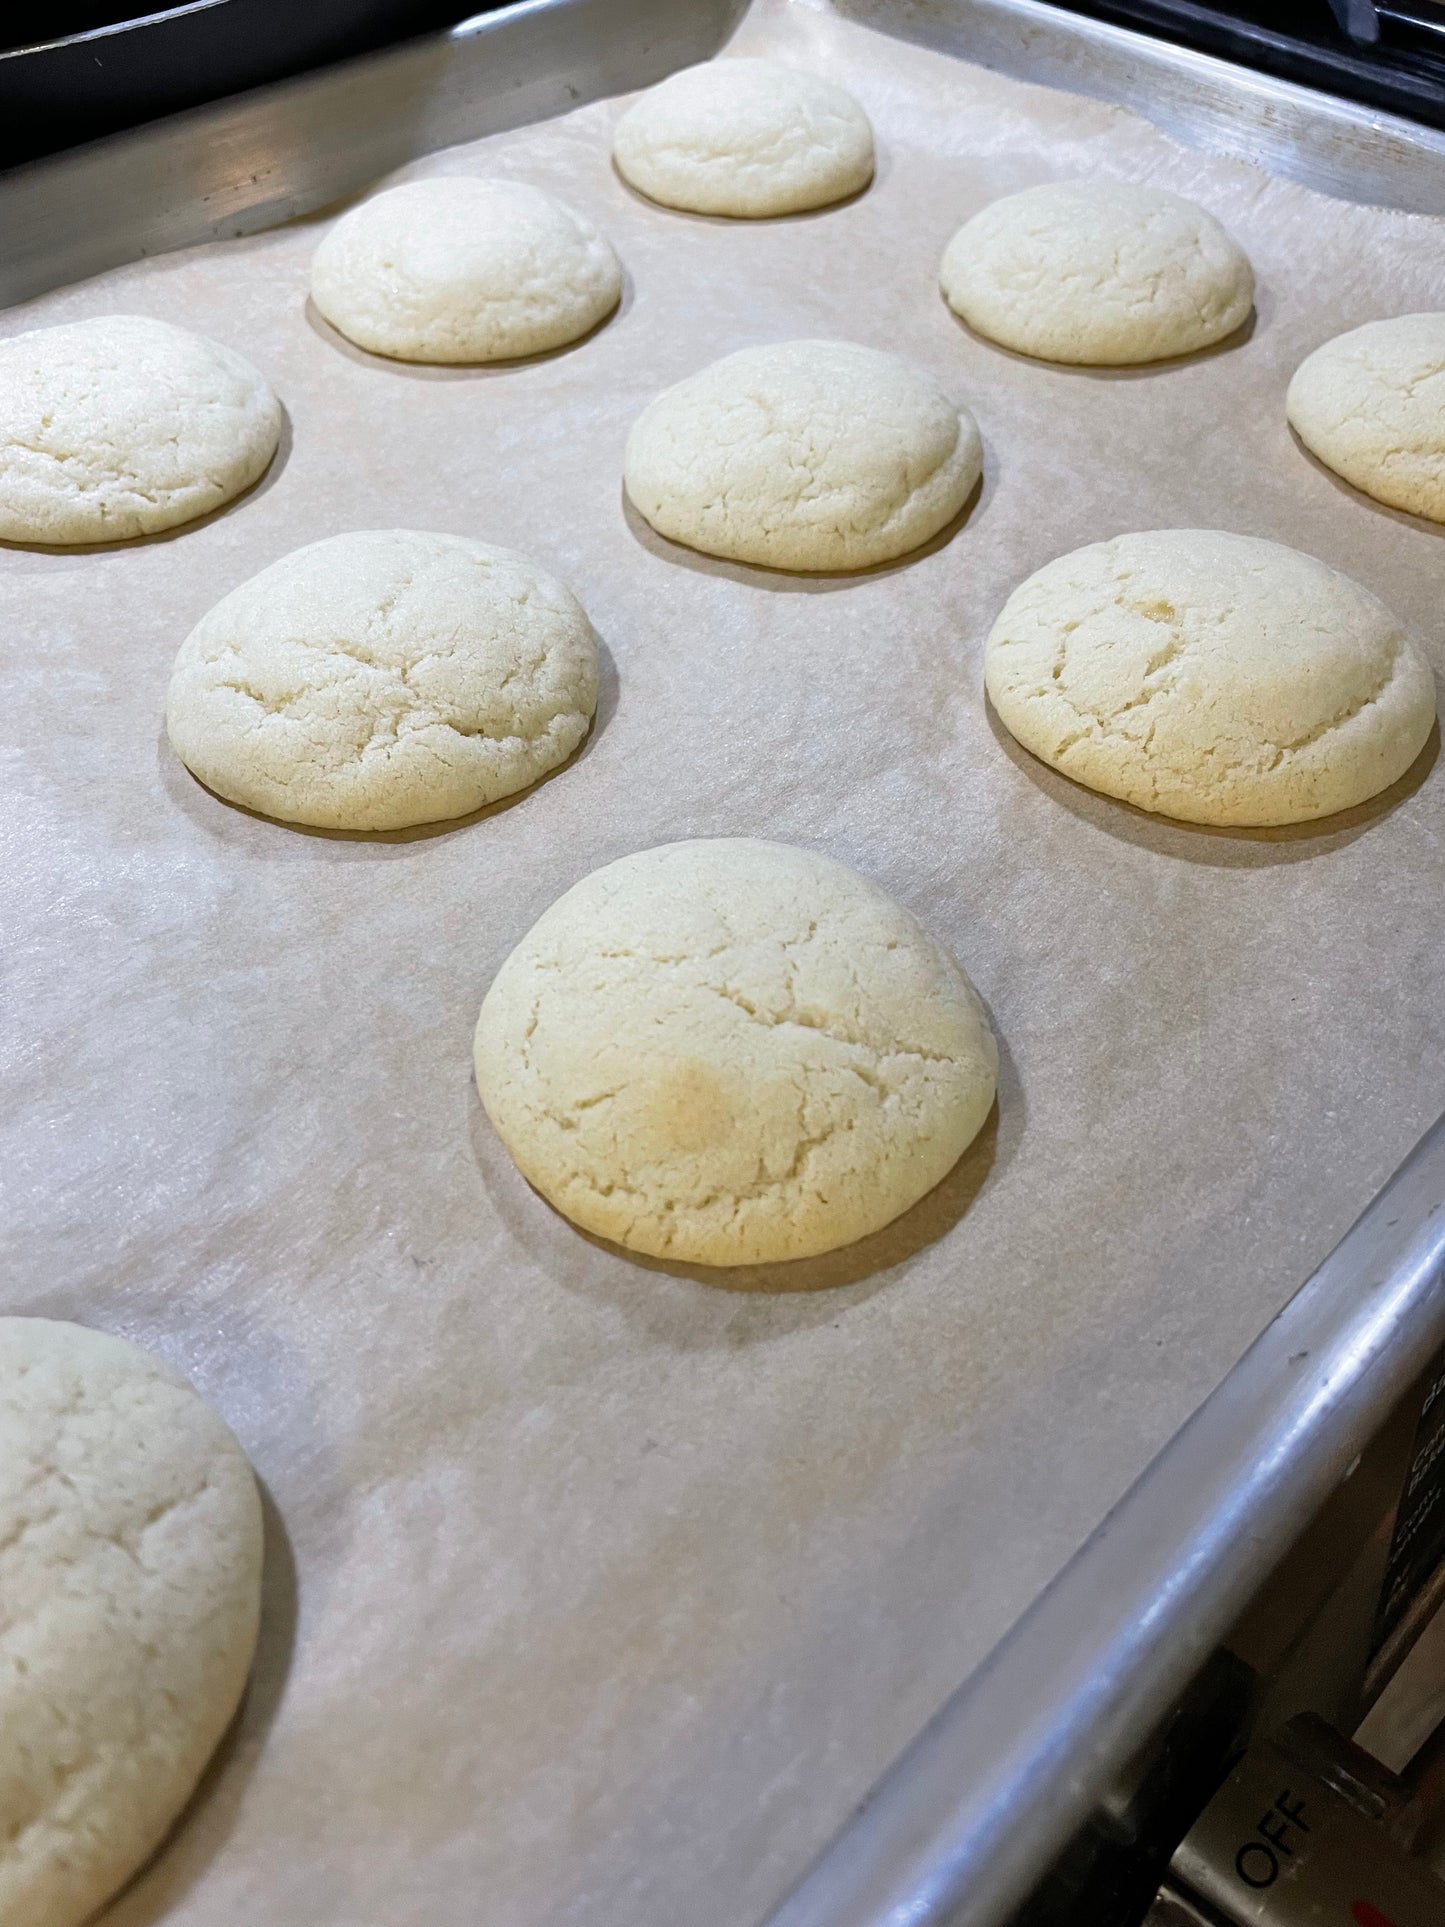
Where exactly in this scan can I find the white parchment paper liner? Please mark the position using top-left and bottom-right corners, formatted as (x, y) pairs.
(3, 3), (1444, 1921)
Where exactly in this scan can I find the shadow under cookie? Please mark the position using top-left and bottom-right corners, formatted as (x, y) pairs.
(303, 283), (630, 379)
(159, 632), (617, 852)
(0, 406), (294, 559)
(620, 466), (986, 595)
(469, 1018), (1022, 1309)
(943, 300), (1258, 381)
(99, 1483), (299, 1927)
(1286, 424), (1445, 536)
(985, 696), (1439, 871)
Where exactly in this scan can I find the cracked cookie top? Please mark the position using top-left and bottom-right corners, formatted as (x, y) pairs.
(623, 339), (982, 572)
(0, 314), (281, 546)
(0, 1318), (262, 1927)
(310, 178), (623, 365)
(612, 59), (874, 220)
(165, 529), (599, 831)
(941, 181), (1254, 367)
(985, 528), (1436, 826)
(1287, 313), (1445, 525)
(474, 838), (998, 1266)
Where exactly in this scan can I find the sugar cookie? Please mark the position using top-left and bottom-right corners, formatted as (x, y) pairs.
(623, 340), (981, 570)
(0, 314), (280, 544)
(475, 838), (998, 1265)
(167, 530), (598, 830)
(311, 178), (622, 362)
(985, 530), (1434, 825)
(941, 181), (1253, 365)
(1288, 313), (1445, 523)
(0, 1318), (263, 1927)
(613, 59), (873, 217)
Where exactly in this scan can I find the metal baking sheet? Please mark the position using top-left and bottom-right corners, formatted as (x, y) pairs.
(0, 0), (750, 310)
(840, 0), (1445, 215)
(2, 4), (1444, 1926)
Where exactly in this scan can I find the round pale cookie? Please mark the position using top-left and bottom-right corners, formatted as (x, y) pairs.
(0, 314), (281, 545)
(941, 181), (1254, 365)
(985, 530), (1435, 826)
(310, 177), (623, 363)
(475, 838), (998, 1266)
(0, 1318), (263, 1927)
(612, 58), (873, 218)
(167, 529), (598, 831)
(624, 339), (981, 571)
(1287, 314), (1445, 523)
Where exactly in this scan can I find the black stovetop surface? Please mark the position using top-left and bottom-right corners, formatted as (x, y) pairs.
(3, 0), (1444, 174)
(1054, 0), (1445, 130)
(0, 1), (491, 170)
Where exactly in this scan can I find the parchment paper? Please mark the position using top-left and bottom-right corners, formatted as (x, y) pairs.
(4, 3), (1445, 1922)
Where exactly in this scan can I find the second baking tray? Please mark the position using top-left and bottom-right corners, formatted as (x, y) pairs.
(3, 2), (1445, 1924)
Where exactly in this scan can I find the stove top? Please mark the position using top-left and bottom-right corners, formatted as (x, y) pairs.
(1053, 0), (1445, 129)
(5, 0), (1444, 178)
(0, 1), (490, 171)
